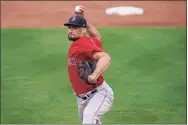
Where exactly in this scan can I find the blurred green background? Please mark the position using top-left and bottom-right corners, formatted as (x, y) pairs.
(1, 28), (186, 123)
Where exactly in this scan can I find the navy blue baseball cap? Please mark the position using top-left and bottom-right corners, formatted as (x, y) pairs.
(64, 16), (87, 28)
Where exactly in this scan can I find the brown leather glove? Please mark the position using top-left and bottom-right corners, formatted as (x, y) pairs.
(77, 61), (97, 85)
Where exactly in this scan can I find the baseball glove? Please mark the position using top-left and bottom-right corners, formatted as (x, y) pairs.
(77, 61), (97, 85)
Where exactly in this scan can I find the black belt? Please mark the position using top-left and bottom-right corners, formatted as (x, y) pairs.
(77, 89), (98, 100)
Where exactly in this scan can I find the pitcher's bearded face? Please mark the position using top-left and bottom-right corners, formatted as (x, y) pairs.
(67, 25), (86, 41)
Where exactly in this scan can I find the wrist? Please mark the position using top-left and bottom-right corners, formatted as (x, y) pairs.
(92, 71), (100, 80)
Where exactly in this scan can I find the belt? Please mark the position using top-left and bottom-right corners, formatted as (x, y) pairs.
(76, 89), (98, 100)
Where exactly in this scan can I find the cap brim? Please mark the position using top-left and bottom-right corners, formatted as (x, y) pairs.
(64, 23), (83, 27)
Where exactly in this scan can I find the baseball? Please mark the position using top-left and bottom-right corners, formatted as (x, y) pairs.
(75, 6), (81, 13)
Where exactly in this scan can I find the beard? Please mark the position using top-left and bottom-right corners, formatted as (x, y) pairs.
(68, 34), (80, 41)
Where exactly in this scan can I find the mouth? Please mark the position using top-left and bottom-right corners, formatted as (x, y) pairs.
(69, 34), (75, 37)
(68, 34), (79, 41)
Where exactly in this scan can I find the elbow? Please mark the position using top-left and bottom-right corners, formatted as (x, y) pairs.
(105, 53), (111, 64)
(109, 55), (112, 64)
(97, 52), (111, 64)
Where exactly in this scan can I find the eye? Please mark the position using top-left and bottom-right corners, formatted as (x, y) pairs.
(74, 27), (79, 29)
(68, 26), (80, 30)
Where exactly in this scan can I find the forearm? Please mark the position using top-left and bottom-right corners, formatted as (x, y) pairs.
(92, 55), (111, 79)
(87, 24), (101, 38)
(73, 6), (101, 38)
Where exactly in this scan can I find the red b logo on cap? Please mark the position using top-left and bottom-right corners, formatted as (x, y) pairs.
(71, 16), (76, 22)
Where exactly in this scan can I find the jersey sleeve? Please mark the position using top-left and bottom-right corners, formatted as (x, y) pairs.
(90, 36), (103, 49)
(76, 41), (103, 59)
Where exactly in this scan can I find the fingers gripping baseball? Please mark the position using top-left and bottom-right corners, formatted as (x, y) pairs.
(75, 5), (84, 12)
(74, 5), (85, 17)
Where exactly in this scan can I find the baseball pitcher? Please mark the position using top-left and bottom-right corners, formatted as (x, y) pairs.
(64, 5), (114, 124)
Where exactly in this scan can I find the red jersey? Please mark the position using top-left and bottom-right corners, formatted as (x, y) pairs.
(67, 35), (104, 95)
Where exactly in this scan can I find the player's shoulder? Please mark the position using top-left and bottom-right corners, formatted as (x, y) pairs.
(70, 35), (100, 50)
(78, 35), (96, 45)
(91, 36), (101, 41)
(81, 35), (101, 42)
(73, 35), (90, 44)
